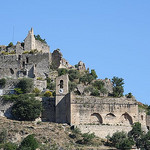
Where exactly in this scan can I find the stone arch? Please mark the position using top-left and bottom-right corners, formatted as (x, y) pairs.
(90, 113), (103, 124)
(120, 112), (133, 125)
(105, 113), (116, 119)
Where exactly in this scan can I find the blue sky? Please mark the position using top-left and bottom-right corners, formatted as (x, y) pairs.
(0, 0), (150, 104)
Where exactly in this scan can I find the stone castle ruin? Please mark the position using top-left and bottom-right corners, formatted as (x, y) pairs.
(0, 28), (72, 79)
(0, 28), (149, 138)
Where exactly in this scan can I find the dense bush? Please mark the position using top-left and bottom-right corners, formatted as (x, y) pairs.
(68, 81), (77, 92)
(68, 69), (80, 81)
(90, 69), (98, 79)
(107, 131), (134, 150)
(92, 80), (107, 94)
(126, 92), (133, 98)
(0, 78), (6, 88)
(46, 78), (55, 90)
(2, 94), (19, 103)
(82, 132), (95, 145)
(33, 88), (41, 96)
(17, 78), (33, 93)
(11, 94), (42, 121)
(19, 134), (38, 150)
(90, 88), (100, 96)
(128, 122), (142, 148)
(34, 34), (47, 44)
(3, 142), (17, 150)
(58, 68), (68, 76)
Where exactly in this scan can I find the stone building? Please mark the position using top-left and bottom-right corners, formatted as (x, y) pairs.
(0, 28), (72, 79)
(52, 74), (148, 137)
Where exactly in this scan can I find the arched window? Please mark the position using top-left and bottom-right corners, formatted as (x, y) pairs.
(90, 113), (103, 124)
(60, 80), (63, 88)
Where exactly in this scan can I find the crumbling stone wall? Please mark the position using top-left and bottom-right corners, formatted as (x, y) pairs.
(24, 28), (50, 53)
(42, 97), (55, 122)
(0, 53), (50, 79)
(78, 125), (132, 139)
(35, 40), (49, 53)
(52, 50), (72, 69)
(70, 94), (139, 126)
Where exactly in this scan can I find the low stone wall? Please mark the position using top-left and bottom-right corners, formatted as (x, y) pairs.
(77, 125), (132, 139)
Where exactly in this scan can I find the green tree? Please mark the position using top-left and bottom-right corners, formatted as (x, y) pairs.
(8, 42), (13, 47)
(68, 69), (80, 81)
(139, 130), (150, 149)
(90, 69), (98, 79)
(112, 76), (124, 97)
(69, 81), (77, 92)
(80, 73), (94, 85)
(108, 131), (134, 150)
(58, 68), (68, 76)
(19, 135), (38, 150)
(11, 94), (42, 121)
(34, 34), (47, 44)
(126, 92), (133, 98)
(128, 122), (143, 148)
(90, 88), (100, 96)
(92, 80), (107, 94)
(46, 78), (55, 90)
(17, 78), (33, 93)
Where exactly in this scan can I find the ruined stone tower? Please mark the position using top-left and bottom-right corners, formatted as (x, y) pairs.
(55, 74), (70, 123)
(24, 28), (36, 51)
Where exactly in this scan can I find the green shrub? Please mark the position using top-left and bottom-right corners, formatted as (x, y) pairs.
(46, 78), (56, 90)
(34, 34), (47, 44)
(17, 78), (33, 93)
(36, 77), (43, 80)
(58, 68), (68, 76)
(22, 51), (29, 54)
(80, 73), (94, 85)
(126, 92), (133, 98)
(69, 81), (77, 92)
(3, 142), (18, 150)
(19, 134), (38, 150)
(8, 42), (13, 47)
(68, 69), (80, 81)
(82, 132), (95, 145)
(0, 78), (6, 88)
(9, 51), (16, 54)
(29, 49), (38, 54)
(33, 88), (41, 96)
(90, 69), (98, 79)
(91, 88), (100, 96)
(44, 91), (52, 97)
(2, 95), (19, 103)
(1, 51), (9, 55)
(107, 131), (134, 150)
(14, 88), (23, 95)
(11, 94), (42, 121)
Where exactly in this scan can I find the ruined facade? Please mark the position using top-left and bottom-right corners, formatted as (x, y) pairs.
(0, 28), (72, 79)
(53, 74), (148, 137)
